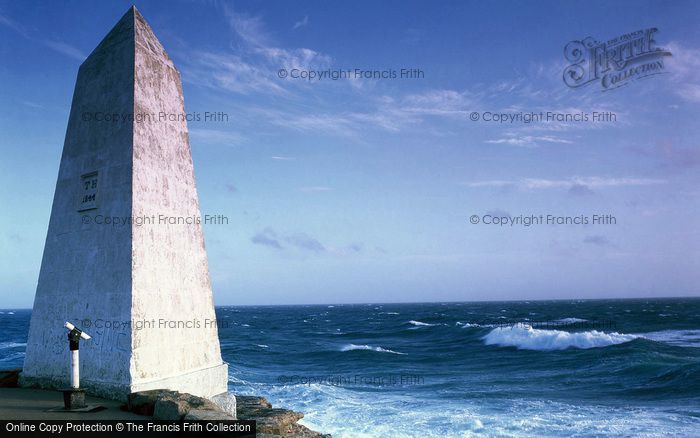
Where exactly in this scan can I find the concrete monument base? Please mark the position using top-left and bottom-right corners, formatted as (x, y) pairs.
(60, 388), (86, 410)
(21, 363), (228, 402)
(130, 363), (228, 399)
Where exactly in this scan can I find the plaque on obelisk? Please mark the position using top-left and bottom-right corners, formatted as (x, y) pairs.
(21, 6), (228, 400)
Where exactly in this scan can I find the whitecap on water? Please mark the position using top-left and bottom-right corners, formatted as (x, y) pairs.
(638, 330), (700, 348)
(339, 344), (406, 355)
(552, 317), (588, 325)
(482, 325), (638, 350)
(0, 342), (26, 350)
(407, 320), (436, 327)
(456, 322), (482, 328)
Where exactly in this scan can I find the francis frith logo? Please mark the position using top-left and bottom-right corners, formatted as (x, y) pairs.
(563, 28), (672, 90)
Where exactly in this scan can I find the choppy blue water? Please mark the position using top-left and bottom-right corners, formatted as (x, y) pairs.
(2, 299), (700, 437)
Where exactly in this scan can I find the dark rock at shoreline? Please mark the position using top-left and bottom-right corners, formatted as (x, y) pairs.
(184, 408), (235, 421)
(127, 389), (173, 415)
(236, 395), (330, 437)
(0, 369), (21, 388)
(237, 395), (272, 409)
(153, 394), (190, 420)
(127, 389), (233, 420)
(129, 392), (330, 436)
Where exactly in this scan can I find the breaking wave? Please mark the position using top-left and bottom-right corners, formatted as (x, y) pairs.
(340, 344), (406, 355)
(482, 325), (639, 350)
(408, 320), (437, 327)
(639, 330), (700, 348)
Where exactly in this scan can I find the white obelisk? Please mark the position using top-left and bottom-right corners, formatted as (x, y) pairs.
(21, 6), (228, 400)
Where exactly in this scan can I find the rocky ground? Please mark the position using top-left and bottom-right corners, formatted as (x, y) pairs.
(236, 395), (329, 438)
(127, 389), (329, 437)
(2, 369), (329, 437)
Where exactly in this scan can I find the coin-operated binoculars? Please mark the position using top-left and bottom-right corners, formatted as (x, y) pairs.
(61, 322), (91, 410)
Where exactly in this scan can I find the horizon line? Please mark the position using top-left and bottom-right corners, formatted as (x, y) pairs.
(3, 294), (699, 311)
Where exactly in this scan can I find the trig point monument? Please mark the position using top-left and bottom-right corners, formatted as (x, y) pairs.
(21, 6), (228, 400)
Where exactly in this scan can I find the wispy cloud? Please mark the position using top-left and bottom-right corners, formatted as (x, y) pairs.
(181, 51), (287, 95)
(0, 11), (85, 61)
(666, 42), (700, 103)
(178, 7), (488, 137)
(583, 235), (614, 247)
(178, 5), (626, 142)
(299, 186), (332, 193)
(629, 139), (700, 170)
(400, 90), (473, 117)
(226, 9), (269, 47)
(465, 176), (666, 190)
(485, 208), (511, 218)
(254, 89), (474, 137)
(271, 155), (295, 161)
(180, 6), (330, 97)
(189, 128), (243, 146)
(0, 11), (29, 37)
(265, 111), (360, 136)
(251, 228), (283, 249)
(285, 232), (325, 252)
(250, 227), (361, 256)
(42, 39), (85, 61)
(22, 101), (44, 109)
(568, 183), (595, 196)
(292, 15), (309, 30)
(486, 134), (573, 147)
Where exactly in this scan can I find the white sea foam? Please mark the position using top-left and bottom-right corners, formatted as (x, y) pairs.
(639, 329), (700, 348)
(0, 352), (24, 362)
(482, 325), (638, 350)
(0, 342), (26, 350)
(553, 317), (588, 324)
(340, 344), (406, 355)
(408, 320), (436, 327)
(237, 378), (696, 438)
(256, 344), (269, 348)
(456, 321), (482, 328)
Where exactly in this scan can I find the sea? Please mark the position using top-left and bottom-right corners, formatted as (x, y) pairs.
(2, 298), (700, 437)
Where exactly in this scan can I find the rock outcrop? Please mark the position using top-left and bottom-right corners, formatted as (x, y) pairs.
(126, 389), (234, 420)
(125, 390), (329, 437)
(236, 395), (330, 437)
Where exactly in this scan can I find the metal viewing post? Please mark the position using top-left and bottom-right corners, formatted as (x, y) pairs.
(61, 321), (91, 409)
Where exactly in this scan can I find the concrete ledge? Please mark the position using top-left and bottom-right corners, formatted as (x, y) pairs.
(130, 362), (228, 399)
(0, 387), (148, 420)
(19, 374), (130, 402)
(19, 362), (228, 402)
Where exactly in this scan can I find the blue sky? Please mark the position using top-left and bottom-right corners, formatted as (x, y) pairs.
(1, 0), (699, 307)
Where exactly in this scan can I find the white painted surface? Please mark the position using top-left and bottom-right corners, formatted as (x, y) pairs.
(71, 351), (79, 389)
(22, 7), (228, 400)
